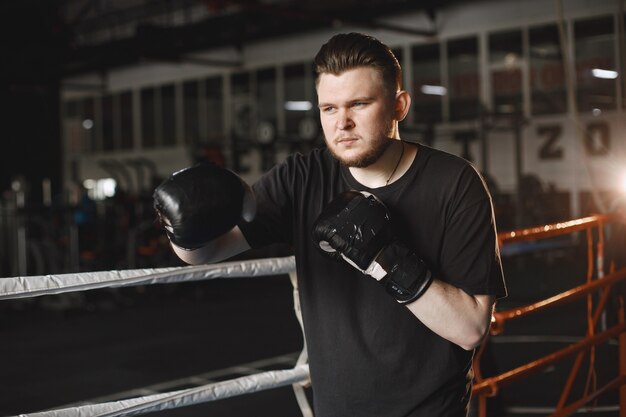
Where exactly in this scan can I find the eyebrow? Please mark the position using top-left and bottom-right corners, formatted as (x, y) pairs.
(317, 96), (375, 108)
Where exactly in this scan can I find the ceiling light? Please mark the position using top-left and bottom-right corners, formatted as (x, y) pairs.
(285, 101), (313, 111)
(421, 85), (447, 96)
(591, 69), (618, 79)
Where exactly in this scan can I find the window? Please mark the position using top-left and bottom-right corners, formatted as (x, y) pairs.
(448, 37), (480, 121)
(64, 100), (84, 153)
(529, 24), (566, 115)
(82, 97), (96, 152)
(102, 94), (114, 151)
(285, 63), (314, 140)
(141, 87), (156, 149)
(575, 15), (616, 113)
(205, 76), (224, 142)
(256, 67), (277, 144)
(489, 30), (523, 115)
(411, 43), (442, 124)
(230, 72), (252, 141)
(161, 84), (176, 146)
(65, 100), (79, 119)
(183, 80), (200, 145)
(119, 91), (133, 150)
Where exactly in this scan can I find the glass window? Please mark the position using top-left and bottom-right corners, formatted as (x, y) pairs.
(230, 72), (252, 141)
(64, 100), (82, 153)
(529, 24), (567, 115)
(65, 100), (79, 118)
(119, 91), (133, 150)
(82, 97), (96, 152)
(141, 87), (156, 149)
(411, 43), (442, 123)
(183, 80), (200, 145)
(448, 37), (480, 121)
(102, 94), (114, 151)
(230, 72), (252, 172)
(489, 30), (523, 115)
(285, 63), (312, 140)
(575, 15), (616, 112)
(256, 67), (277, 144)
(161, 84), (176, 146)
(205, 76), (223, 142)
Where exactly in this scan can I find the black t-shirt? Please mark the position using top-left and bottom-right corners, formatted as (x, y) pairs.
(239, 143), (506, 417)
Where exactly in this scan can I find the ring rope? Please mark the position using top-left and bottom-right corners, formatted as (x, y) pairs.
(0, 256), (296, 300)
(16, 364), (310, 417)
(289, 271), (314, 417)
(2, 256), (312, 417)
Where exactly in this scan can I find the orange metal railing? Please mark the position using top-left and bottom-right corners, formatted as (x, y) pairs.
(472, 212), (626, 417)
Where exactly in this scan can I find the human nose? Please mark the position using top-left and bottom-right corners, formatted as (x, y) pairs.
(336, 109), (354, 130)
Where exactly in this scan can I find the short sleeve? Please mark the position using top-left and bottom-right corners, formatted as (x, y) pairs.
(438, 168), (507, 299)
(237, 158), (295, 248)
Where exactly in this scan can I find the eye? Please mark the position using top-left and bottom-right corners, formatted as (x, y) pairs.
(322, 106), (336, 114)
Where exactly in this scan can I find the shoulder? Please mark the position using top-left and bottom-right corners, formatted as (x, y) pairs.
(417, 144), (484, 186)
(255, 147), (336, 189)
(418, 144), (473, 170)
(272, 147), (337, 178)
(287, 147), (334, 168)
(414, 144), (492, 214)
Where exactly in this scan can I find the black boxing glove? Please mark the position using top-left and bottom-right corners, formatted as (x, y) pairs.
(312, 190), (393, 269)
(312, 190), (433, 304)
(153, 162), (254, 250)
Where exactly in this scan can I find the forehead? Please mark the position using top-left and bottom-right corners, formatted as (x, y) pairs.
(317, 67), (386, 100)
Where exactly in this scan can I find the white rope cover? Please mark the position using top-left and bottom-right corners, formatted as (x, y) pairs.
(2, 256), (311, 416)
(16, 364), (310, 417)
(0, 256), (296, 300)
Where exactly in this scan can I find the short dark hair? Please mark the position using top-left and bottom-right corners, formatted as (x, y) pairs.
(314, 32), (402, 95)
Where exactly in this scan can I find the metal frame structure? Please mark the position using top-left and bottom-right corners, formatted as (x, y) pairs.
(473, 213), (626, 417)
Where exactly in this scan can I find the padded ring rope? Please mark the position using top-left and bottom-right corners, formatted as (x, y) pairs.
(16, 365), (310, 417)
(0, 256), (296, 300)
(1, 256), (312, 417)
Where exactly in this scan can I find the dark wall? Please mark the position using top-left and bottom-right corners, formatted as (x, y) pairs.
(2, 0), (67, 203)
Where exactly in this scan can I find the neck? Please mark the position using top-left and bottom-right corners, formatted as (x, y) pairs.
(349, 140), (416, 188)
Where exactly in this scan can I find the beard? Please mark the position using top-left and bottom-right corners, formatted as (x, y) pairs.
(326, 123), (395, 168)
(329, 136), (391, 168)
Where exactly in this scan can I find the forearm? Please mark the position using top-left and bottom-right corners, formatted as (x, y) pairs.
(405, 279), (494, 350)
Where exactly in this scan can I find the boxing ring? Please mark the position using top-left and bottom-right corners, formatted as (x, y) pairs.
(0, 257), (313, 417)
(1, 212), (626, 416)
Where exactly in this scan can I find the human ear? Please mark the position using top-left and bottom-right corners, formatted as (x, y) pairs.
(394, 90), (411, 122)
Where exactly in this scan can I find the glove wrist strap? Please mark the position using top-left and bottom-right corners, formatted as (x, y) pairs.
(374, 241), (434, 304)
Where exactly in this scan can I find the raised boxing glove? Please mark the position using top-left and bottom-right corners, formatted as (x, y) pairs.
(312, 190), (433, 304)
(153, 162), (253, 250)
(312, 190), (393, 270)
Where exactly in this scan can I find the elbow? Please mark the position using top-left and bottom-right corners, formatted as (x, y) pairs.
(457, 295), (496, 350)
(458, 320), (491, 351)
(458, 329), (487, 351)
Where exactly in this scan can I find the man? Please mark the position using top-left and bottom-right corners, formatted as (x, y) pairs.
(154, 32), (506, 416)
